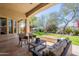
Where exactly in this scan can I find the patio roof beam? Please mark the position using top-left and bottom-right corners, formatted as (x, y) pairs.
(25, 3), (48, 17)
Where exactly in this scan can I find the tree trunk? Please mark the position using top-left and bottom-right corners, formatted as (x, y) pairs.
(63, 10), (76, 34)
(63, 22), (69, 34)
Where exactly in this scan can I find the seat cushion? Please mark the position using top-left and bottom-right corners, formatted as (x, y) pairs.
(34, 45), (46, 52)
(48, 40), (67, 56)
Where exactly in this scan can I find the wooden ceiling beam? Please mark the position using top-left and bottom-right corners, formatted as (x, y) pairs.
(25, 3), (48, 17)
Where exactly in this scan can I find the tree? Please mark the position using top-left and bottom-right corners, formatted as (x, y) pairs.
(58, 4), (79, 33)
(29, 16), (38, 28)
(37, 15), (46, 29)
(45, 13), (58, 33)
(29, 16), (38, 32)
(46, 24), (57, 33)
(29, 15), (48, 32)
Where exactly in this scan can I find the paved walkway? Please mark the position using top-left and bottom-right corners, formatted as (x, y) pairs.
(72, 45), (79, 56)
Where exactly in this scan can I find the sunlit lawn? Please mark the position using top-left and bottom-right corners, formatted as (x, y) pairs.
(33, 32), (79, 46)
(47, 34), (79, 46)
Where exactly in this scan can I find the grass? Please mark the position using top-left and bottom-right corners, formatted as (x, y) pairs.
(33, 32), (79, 46)
(33, 32), (45, 36)
(46, 34), (79, 45)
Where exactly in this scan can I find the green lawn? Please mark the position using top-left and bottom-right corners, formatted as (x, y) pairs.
(46, 34), (79, 46)
(33, 32), (79, 46)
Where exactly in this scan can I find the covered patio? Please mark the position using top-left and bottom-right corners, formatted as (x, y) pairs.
(0, 3), (53, 34)
(0, 3), (77, 56)
(0, 3), (54, 56)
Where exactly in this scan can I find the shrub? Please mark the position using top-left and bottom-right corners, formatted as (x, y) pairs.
(73, 29), (79, 35)
(38, 29), (44, 32)
(46, 24), (57, 33)
(64, 27), (73, 34)
(33, 32), (45, 36)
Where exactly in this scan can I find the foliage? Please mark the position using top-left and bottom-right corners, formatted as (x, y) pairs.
(30, 4), (79, 36)
(38, 28), (44, 32)
(29, 16), (38, 28)
(46, 24), (57, 33)
(34, 33), (79, 45)
(37, 15), (46, 28)
(64, 27), (73, 34)
(45, 33), (79, 45)
(33, 32), (45, 36)
(58, 4), (79, 33)
(30, 15), (48, 32)
(45, 13), (58, 33)
(73, 29), (79, 35)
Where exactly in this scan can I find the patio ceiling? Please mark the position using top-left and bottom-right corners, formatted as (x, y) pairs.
(0, 3), (39, 14)
(0, 3), (55, 20)
(0, 3), (39, 19)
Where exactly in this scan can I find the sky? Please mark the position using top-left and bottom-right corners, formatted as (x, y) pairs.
(35, 3), (78, 28)
(35, 3), (63, 17)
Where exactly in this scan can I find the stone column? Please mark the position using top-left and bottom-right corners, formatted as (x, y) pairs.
(6, 17), (9, 34)
(25, 18), (31, 50)
(17, 21), (19, 34)
(25, 19), (30, 36)
(12, 19), (14, 34)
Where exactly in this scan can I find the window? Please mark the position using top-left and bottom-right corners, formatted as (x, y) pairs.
(0, 17), (7, 34)
(8, 18), (13, 33)
(14, 20), (16, 33)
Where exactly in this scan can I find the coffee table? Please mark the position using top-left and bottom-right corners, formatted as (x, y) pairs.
(29, 40), (46, 50)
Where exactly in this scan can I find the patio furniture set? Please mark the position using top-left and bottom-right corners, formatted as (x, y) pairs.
(19, 33), (72, 56)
